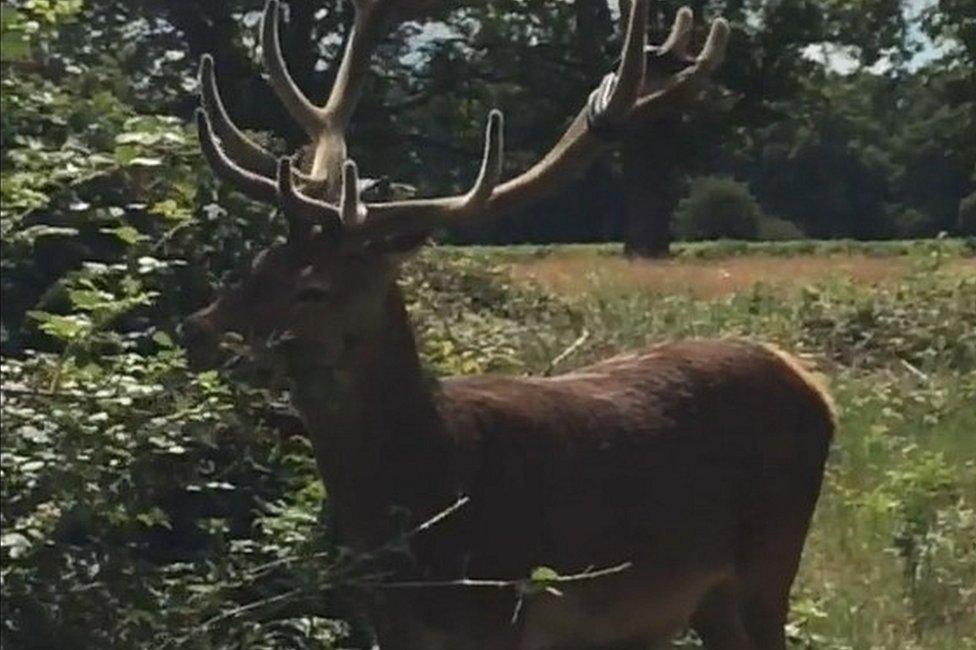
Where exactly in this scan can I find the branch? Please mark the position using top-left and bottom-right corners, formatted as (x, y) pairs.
(364, 561), (633, 591)
(544, 328), (591, 376)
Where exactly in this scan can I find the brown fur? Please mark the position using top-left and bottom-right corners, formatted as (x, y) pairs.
(184, 1), (790, 643)
(187, 285), (834, 649)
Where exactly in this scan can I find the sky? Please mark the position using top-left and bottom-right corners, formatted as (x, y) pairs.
(803, 0), (949, 74)
(604, 0), (950, 74)
(411, 0), (952, 74)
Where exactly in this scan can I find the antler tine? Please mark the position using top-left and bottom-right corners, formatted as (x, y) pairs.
(276, 157), (342, 236)
(199, 55), (279, 178)
(630, 16), (730, 121)
(360, 4), (730, 233)
(343, 109), (504, 239)
(660, 6), (694, 58)
(200, 53), (324, 189)
(262, 0), (328, 137)
(602, 0), (648, 120)
(463, 109), (505, 207)
(695, 17), (731, 74)
(322, 1), (395, 132)
(340, 160), (366, 225)
(196, 108), (278, 203)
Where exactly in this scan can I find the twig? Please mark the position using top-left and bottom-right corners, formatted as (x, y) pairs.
(164, 588), (305, 649)
(407, 495), (470, 537)
(544, 328), (590, 376)
(366, 561), (633, 591)
(240, 496), (471, 584)
(899, 357), (929, 383)
(352, 560), (633, 625)
(199, 588), (302, 629)
(162, 492), (629, 642)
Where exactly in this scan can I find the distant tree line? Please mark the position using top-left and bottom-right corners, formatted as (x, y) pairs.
(3, 0), (975, 261)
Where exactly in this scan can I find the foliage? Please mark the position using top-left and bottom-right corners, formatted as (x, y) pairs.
(757, 215), (806, 241)
(673, 176), (764, 241)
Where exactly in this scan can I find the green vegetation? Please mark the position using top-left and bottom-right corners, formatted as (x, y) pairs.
(674, 177), (765, 241)
(3, 242), (975, 648)
(2, 0), (975, 647)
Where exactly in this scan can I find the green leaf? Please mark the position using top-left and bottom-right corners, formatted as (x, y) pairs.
(137, 256), (168, 274)
(0, 7), (30, 63)
(150, 199), (191, 221)
(27, 311), (92, 341)
(115, 132), (161, 146)
(126, 157), (163, 168)
(136, 507), (172, 530)
(67, 288), (115, 311)
(529, 566), (560, 583)
(152, 331), (174, 348)
(0, 30), (31, 62)
(17, 225), (78, 241)
(100, 225), (143, 245)
(1, 532), (31, 559)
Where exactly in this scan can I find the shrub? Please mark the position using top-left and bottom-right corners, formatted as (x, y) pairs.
(892, 207), (938, 238)
(757, 216), (806, 241)
(674, 177), (763, 241)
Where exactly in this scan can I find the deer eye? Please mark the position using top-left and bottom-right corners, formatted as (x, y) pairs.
(296, 286), (332, 303)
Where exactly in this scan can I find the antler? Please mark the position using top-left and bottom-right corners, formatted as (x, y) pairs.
(196, 0), (729, 244)
(344, 0), (729, 240)
(197, 0), (395, 204)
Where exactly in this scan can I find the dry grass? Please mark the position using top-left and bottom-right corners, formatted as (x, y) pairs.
(510, 253), (975, 299)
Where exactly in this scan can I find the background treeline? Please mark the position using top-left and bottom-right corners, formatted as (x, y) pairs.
(3, 0), (974, 257)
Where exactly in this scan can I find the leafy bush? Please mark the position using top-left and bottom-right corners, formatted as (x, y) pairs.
(893, 207), (939, 238)
(673, 177), (764, 241)
(757, 216), (805, 241)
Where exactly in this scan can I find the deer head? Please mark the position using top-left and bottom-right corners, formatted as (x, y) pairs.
(182, 0), (729, 370)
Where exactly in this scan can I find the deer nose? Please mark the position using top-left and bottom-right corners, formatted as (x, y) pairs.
(180, 314), (218, 370)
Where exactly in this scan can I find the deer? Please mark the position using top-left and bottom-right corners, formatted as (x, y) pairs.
(181, 1), (836, 648)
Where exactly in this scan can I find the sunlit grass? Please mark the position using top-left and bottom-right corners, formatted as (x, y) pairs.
(795, 371), (976, 649)
(509, 251), (975, 300)
(423, 242), (976, 649)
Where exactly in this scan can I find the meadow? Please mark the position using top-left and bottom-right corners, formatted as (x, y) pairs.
(421, 241), (976, 649)
(2, 240), (974, 649)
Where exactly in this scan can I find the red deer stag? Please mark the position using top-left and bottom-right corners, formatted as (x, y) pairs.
(182, 1), (835, 648)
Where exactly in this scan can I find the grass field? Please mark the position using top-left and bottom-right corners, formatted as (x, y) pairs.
(404, 240), (976, 649)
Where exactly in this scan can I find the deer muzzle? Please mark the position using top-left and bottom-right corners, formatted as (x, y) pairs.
(180, 309), (222, 371)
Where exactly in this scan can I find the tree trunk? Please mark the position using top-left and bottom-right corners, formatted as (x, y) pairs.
(575, 0), (612, 79)
(621, 119), (682, 257)
(573, 0), (617, 242)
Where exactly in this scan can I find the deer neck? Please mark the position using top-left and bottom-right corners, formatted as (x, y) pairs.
(284, 284), (459, 547)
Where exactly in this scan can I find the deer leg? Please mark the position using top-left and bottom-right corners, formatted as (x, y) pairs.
(737, 521), (811, 650)
(691, 583), (756, 650)
(741, 595), (788, 650)
(737, 452), (825, 650)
